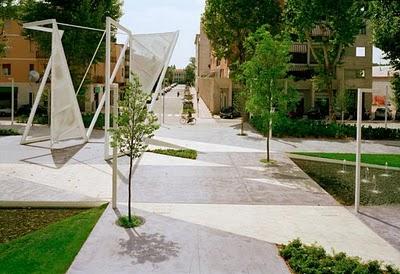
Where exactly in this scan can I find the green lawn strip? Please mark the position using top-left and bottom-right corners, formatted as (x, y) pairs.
(0, 128), (20, 136)
(293, 152), (400, 168)
(0, 205), (107, 274)
(280, 239), (399, 274)
(148, 148), (197, 159)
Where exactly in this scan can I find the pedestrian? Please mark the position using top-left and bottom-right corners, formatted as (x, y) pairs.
(177, 91), (180, 97)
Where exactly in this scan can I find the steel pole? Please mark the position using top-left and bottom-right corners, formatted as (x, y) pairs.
(104, 17), (111, 160)
(162, 91), (165, 124)
(355, 88), (362, 212)
(112, 87), (118, 209)
(385, 85), (388, 129)
(10, 78), (14, 125)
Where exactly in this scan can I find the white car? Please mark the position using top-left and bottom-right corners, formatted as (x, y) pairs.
(0, 108), (11, 116)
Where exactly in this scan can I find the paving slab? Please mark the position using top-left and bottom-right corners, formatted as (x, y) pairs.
(68, 205), (290, 274)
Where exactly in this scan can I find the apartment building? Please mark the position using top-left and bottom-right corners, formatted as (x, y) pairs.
(173, 69), (186, 84)
(289, 25), (373, 117)
(195, 17), (373, 117)
(194, 24), (232, 114)
(0, 20), (124, 114)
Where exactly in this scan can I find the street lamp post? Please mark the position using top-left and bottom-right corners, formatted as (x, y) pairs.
(162, 91), (165, 124)
(355, 88), (362, 212)
(8, 78), (14, 125)
(384, 85), (388, 129)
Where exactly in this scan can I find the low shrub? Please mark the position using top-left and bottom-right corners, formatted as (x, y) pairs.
(148, 148), (197, 159)
(16, 114), (48, 125)
(250, 116), (400, 140)
(81, 113), (113, 129)
(280, 239), (399, 274)
(0, 128), (20, 136)
(117, 215), (143, 228)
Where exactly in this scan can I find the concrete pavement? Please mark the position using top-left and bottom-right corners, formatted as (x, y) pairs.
(1, 85), (400, 272)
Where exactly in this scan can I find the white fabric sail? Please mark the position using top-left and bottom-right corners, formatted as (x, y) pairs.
(50, 23), (87, 145)
(131, 32), (178, 94)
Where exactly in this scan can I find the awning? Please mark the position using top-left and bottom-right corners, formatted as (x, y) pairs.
(0, 86), (19, 93)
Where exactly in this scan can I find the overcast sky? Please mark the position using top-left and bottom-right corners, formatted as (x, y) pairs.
(120, 1), (387, 68)
(120, 0), (205, 69)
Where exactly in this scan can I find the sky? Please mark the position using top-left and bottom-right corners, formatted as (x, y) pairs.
(120, 1), (387, 68)
(120, 0), (206, 69)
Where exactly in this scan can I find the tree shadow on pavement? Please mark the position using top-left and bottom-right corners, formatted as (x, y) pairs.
(118, 230), (180, 265)
(114, 208), (180, 265)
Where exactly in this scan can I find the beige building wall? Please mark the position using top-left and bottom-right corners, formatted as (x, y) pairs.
(195, 23), (233, 114)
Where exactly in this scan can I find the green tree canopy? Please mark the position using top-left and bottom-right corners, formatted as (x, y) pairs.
(370, 0), (400, 70)
(184, 57), (196, 86)
(202, 0), (282, 66)
(239, 27), (295, 161)
(285, 0), (368, 119)
(20, 0), (122, 89)
(0, 0), (20, 56)
(110, 74), (159, 222)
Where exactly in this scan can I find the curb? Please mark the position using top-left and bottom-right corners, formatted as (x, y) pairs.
(0, 200), (108, 208)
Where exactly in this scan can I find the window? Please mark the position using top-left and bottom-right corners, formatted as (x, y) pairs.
(29, 92), (33, 106)
(2, 64), (11, 76)
(356, 47), (365, 57)
(356, 69), (366, 78)
(29, 64), (34, 71)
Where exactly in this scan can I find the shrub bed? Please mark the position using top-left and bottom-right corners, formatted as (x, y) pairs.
(148, 148), (197, 159)
(250, 116), (400, 140)
(0, 128), (20, 136)
(280, 239), (399, 274)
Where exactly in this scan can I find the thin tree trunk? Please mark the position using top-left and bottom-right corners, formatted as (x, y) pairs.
(241, 117), (244, 135)
(266, 134), (270, 162)
(128, 155), (133, 222)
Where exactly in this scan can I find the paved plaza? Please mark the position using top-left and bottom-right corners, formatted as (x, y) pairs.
(1, 85), (400, 273)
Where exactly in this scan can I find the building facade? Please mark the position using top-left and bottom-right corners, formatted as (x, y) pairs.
(194, 24), (232, 114)
(172, 69), (186, 84)
(0, 20), (125, 114)
(195, 17), (373, 118)
(288, 25), (373, 117)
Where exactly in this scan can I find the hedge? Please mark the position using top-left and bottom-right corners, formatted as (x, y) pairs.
(250, 116), (400, 140)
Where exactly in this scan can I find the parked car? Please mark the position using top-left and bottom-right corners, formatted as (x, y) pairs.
(306, 108), (323, 120)
(335, 111), (350, 121)
(219, 106), (240, 119)
(396, 111), (400, 121)
(0, 107), (11, 116)
(374, 108), (393, 120)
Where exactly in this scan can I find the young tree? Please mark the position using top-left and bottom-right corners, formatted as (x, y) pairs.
(110, 75), (159, 226)
(20, 0), (122, 89)
(184, 57), (196, 87)
(334, 89), (351, 123)
(285, 0), (367, 120)
(239, 27), (294, 162)
(164, 65), (176, 87)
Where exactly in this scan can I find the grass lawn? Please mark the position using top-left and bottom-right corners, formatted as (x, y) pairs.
(148, 148), (197, 159)
(0, 205), (106, 274)
(293, 152), (400, 168)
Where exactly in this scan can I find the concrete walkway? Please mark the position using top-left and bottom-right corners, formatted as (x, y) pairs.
(69, 86), (400, 273)
(1, 85), (399, 272)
